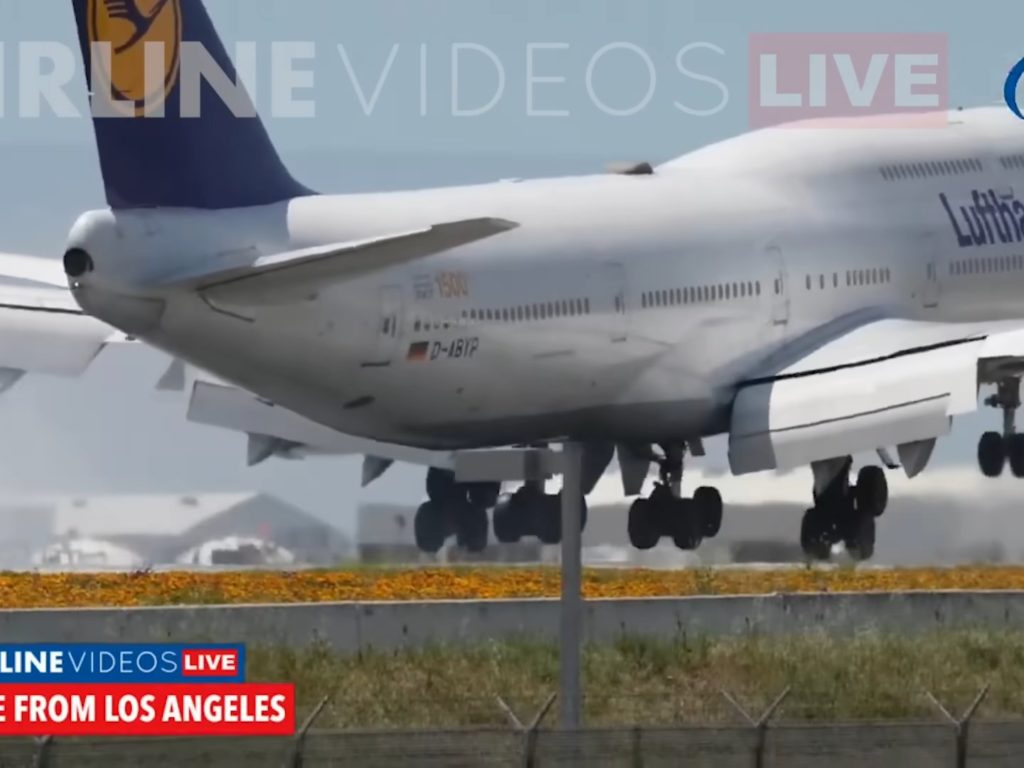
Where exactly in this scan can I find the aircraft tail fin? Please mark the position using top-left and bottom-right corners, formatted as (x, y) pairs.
(71, 0), (313, 210)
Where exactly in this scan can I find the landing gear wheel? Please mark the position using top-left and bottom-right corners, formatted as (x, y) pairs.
(800, 508), (832, 561)
(492, 498), (522, 544)
(628, 498), (660, 550)
(671, 498), (702, 551)
(978, 431), (1006, 477)
(1008, 434), (1024, 478)
(855, 466), (888, 518)
(535, 495), (561, 545)
(694, 486), (723, 537)
(414, 501), (446, 554)
(844, 514), (876, 562)
(455, 502), (488, 553)
(468, 482), (500, 509)
(531, 493), (587, 545)
(426, 468), (457, 504)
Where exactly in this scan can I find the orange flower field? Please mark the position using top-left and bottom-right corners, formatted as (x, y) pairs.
(1, 566), (1024, 608)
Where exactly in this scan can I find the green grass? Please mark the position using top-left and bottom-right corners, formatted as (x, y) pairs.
(246, 631), (1024, 729)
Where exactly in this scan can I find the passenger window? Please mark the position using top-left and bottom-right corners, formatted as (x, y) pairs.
(819, 275), (825, 290)
(756, 282), (761, 296)
(806, 275), (811, 290)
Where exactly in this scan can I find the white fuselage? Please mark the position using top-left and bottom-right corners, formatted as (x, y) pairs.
(67, 107), (1024, 449)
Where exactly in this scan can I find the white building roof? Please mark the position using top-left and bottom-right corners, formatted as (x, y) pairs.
(37, 493), (258, 537)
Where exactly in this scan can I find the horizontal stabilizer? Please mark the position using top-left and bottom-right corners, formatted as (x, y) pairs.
(0, 253), (68, 288)
(178, 218), (519, 306)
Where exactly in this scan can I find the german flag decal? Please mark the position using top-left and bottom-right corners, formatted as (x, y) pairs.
(407, 341), (429, 361)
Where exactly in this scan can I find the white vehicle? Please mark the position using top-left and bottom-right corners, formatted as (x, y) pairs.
(10, 0), (1024, 561)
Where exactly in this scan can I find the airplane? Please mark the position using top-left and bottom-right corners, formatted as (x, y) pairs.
(8, 0), (1024, 563)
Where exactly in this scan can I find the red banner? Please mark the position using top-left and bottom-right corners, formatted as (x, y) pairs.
(0, 683), (295, 736)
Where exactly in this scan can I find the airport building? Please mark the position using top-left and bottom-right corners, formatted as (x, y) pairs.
(0, 493), (351, 570)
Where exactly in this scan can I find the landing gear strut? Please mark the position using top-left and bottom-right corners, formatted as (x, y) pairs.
(800, 458), (887, 563)
(979, 378), (1024, 478)
(626, 444), (723, 552)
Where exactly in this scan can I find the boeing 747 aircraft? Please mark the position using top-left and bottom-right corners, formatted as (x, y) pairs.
(8, 0), (1024, 561)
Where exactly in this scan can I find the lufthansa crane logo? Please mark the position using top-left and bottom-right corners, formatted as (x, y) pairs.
(1007, 57), (1024, 121)
(88, 0), (182, 116)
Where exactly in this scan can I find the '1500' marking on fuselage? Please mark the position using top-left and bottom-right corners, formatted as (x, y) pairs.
(407, 338), (479, 362)
(941, 189), (1024, 248)
(436, 271), (470, 298)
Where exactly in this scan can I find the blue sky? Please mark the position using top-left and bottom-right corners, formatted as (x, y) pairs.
(0, 0), (1020, 533)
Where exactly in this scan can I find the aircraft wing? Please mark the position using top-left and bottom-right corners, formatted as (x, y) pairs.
(164, 218), (519, 306)
(728, 316), (1024, 475)
(186, 380), (452, 478)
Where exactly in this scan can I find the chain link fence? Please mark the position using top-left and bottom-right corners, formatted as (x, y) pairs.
(4, 685), (1024, 767)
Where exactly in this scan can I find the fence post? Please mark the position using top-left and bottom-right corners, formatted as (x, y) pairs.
(497, 692), (557, 768)
(284, 695), (330, 768)
(925, 685), (990, 768)
(32, 735), (52, 768)
(720, 688), (790, 768)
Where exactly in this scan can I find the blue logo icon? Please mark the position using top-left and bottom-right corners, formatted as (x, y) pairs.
(1006, 57), (1024, 120)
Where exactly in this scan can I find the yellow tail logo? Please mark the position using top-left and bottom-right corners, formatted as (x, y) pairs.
(88, 0), (182, 116)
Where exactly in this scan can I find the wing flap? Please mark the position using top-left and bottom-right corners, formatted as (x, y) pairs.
(728, 318), (1007, 475)
(179, 217), (518, 306)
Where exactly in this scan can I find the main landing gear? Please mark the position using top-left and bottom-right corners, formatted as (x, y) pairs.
(978, 378), (1024, 478)
(491, 484), (588, 546)
(799, 458), (888, 562)
(414, 468), (499, 554)
(626, 445), (723, 551)
(414, 468), (587, 553)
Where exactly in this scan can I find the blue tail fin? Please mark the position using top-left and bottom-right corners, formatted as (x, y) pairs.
(71, 0), (314, 209)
